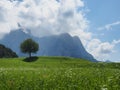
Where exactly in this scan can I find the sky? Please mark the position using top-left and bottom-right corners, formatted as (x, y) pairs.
(0, 0), (120, 62)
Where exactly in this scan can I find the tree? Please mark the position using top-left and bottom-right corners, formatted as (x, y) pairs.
(20, 38), (39, 58)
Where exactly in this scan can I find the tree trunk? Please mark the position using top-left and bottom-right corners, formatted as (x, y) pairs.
(29, 52), (31, 58)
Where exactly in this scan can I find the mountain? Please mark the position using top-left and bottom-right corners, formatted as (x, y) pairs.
(0, 44), (18, 58)
(38, 33), (97, 61)
(105, 60), (112, 63)
(0, 29), (31, 56)
(0, 29), (97, 62)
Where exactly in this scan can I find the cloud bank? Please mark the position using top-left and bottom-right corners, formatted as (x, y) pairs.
(86, 39), (120, 61)
(0, 0), (89, 38)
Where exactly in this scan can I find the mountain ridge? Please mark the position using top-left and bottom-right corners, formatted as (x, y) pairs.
(0, 29), (97, 62)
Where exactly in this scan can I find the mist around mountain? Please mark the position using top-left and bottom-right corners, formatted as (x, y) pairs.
(0, 29), (97, 62)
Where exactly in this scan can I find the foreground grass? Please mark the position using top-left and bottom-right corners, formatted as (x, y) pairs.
(0, 57), (120, 90)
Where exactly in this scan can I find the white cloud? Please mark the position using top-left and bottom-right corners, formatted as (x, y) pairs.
(0, 0), (19, 33)
(86, 38), (120, 61)
(0, 0), (92, 47)
(87, 39), (114, 61)
(113, 39), (120, 45)
(0, 0), (90, 39)
(98, 21), (120, 30)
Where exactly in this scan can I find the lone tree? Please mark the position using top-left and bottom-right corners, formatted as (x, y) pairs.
(20, 38), (39, 58)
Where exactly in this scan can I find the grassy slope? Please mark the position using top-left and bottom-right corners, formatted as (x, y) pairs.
(0, 57), (120, 90)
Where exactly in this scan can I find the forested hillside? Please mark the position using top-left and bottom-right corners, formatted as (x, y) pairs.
(0, 44), (18, 58)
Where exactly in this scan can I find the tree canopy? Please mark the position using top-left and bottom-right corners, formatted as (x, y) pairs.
(20, 38), (39, 58)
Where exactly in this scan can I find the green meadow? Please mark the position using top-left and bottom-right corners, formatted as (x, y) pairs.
(0, 57), (120, 90)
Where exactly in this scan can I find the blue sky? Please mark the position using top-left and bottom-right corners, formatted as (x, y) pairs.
(84, 0), (120, 61)
(0, 0), (120, 62)
(85, 0), (120, 41)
